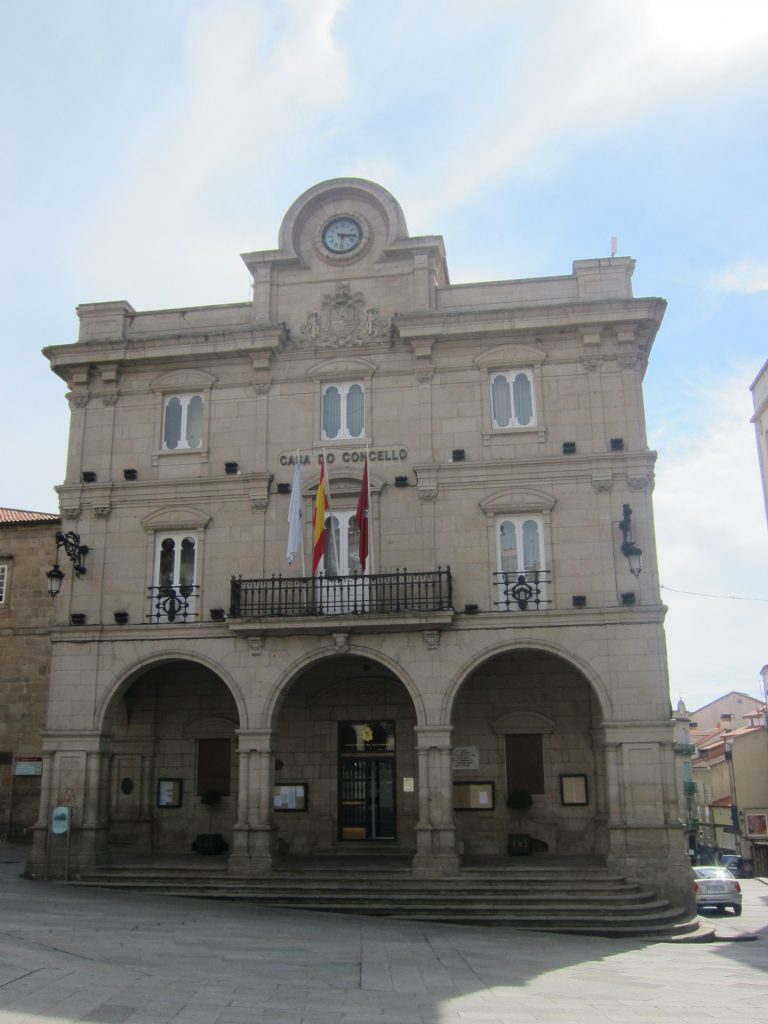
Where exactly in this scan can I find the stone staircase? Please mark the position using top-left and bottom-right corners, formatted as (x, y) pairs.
(69, 857), (702, 940)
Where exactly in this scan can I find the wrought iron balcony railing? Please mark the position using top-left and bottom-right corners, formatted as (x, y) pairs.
(147, 584), (199, 623)
(675, 743), (697, 757)
(493, 569), (551, 611)
(230, 567), (452, 619)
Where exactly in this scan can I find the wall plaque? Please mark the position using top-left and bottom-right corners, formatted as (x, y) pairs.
(451, 747), (480, 770)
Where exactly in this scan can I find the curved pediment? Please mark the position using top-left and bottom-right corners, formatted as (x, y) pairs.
(474, 342), (546, 370)
(480, 488), (556, 516)
(151, 369), (217, 392)
(307, 356), (378, 382)
(141, 506), (211, 532)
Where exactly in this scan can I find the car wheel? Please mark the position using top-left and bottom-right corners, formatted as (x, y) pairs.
(732, 905), (742, 916)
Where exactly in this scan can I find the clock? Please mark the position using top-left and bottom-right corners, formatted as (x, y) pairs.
(322, 216), (363, 254)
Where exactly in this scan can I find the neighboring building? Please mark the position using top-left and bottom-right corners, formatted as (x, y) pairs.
(692, 721), (768, 875)
(0, 508), (59, 839)
(750, 358), (768, 528)
(672, 699), (697, 853)
(689, 691), (765, 733)
(29, 178), (691, 905)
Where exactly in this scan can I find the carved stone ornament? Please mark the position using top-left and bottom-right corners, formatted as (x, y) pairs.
(249, 637), (265, 656)
(252, 379), (272, 396)
(61, 507), (81, 521)
(415, 368), (435, 384)
(68, 392), (90, 409)
(417, 487), (438, 503)
(627, 474), (650, 492)
(583, 357), (602, 373)
(618, 354), (641, 371)
(423, 629), (440, 650)
(298, 283), (391, 348)
(332, 632), (350, 654)
(250, 494), (270, 511)
(94, 505), (112, 519)
(100, 392), (119, 407)
(591, 474), (613, 494)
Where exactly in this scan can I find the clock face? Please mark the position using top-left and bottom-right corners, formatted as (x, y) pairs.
(322, 217), (363, 254)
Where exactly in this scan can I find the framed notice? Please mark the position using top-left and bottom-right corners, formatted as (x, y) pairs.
(274, 783), (308, 812)
(745, 811), (768, 837)
(453, 781), (494, 811)
(157, 778), (183, 808)
(560, 774), (588, 806)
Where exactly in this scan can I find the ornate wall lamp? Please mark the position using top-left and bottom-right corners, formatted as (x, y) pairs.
(618, 504), (643, 577)
(46, 531), (89, 597)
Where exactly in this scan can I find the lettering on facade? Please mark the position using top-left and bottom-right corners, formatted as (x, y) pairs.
(279, 448), (408, 467)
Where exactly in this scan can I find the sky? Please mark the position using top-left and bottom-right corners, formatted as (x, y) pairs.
(1, 0), (766, 711)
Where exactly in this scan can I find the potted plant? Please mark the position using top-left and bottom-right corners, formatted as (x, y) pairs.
(192, 789), (229, 855)
(506, 786), (533, 855)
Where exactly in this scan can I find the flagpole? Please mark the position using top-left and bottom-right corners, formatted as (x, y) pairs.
(298, 450), (306, 577)
(366, 445), (374, 574)
(322, 448), (338, 573)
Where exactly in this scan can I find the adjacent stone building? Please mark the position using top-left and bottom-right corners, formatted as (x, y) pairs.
(0, 508), (59, 839)
(30, 178), (690, 904)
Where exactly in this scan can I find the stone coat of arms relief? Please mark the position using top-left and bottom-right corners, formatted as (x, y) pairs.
(298, 282), (391, 347)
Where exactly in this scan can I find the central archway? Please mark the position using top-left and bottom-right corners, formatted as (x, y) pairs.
(271, 654), (418, 856)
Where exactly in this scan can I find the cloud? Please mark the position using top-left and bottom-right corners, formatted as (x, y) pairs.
(75, 0), (352, 308)
(396, 0), (768, 226)
(712, 260), (768, 294)
(651, 374), (768, 705)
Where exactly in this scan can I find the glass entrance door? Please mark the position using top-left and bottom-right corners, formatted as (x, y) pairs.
(338, 721), (396, 841)
(320, 511), (368, 613)
(339, 758), (395, 840)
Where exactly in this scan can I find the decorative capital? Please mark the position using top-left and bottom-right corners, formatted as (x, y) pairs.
(249, 637), (265, 656)
(61, 506), (81, 521)
(93, 505), (112, 519)
(250, 494), (270, 511)
(591, 473), (613, 494)
(627, 474), (650, 492)
(415, 368), (435, 384)
(583, 357), (602, 373)
(68, 393), (90, 409)
(100, 392), (119, 407)
(417, 487), (438, 503)
(252, 379), (272, 396)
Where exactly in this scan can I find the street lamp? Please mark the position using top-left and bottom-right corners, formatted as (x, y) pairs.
(46, 530), (89, 598)
(618, 504), (643, 577)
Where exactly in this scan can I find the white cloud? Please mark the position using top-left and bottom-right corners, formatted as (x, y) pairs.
(712, 260), (768, 294)
(75, 0), (351, 308)
(398, 0), (768, 226)
(652, 375), (768, 707)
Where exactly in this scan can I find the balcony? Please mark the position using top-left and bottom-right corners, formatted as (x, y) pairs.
(493, 569), (551, 611)
(675, 743), (696, 757)
(230, 567), (452, 620)
(147, 585), (199, 623)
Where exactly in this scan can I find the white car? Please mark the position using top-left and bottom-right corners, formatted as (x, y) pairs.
(693, 866), (742, 916)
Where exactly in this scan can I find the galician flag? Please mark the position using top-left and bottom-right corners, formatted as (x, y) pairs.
(356, 455), (369, 571)
(286, 452), (303, 566)
(312, 458), (329, 574)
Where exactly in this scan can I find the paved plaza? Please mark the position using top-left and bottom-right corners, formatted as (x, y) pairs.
(1, 847), (766, 1024)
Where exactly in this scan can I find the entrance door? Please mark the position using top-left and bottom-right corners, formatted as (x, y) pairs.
(339, 758), (395, 840)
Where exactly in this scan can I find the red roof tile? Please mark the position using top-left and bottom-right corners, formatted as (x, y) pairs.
(0, 507), (59, 525)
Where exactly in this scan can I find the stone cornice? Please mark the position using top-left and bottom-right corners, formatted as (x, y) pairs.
(393, 298), (666, 346)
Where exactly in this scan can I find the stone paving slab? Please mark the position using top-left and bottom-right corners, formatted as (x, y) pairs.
(1, 847), (766, 1024)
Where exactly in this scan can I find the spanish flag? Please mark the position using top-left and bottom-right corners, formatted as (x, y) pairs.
(312, 459), (329, 574)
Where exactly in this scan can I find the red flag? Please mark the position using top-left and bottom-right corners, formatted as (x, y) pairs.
(356, 456), (369, 572)
(312, 460), (329, 574)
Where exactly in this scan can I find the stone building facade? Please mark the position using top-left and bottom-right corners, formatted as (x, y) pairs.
(0, 508), (59, 839)
(30, 178), (690, 904)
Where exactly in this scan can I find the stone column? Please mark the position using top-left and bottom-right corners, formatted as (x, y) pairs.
(413, 725), (459, 877)
(229, 728), (277, 875)
(26, 753), (54, 877)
